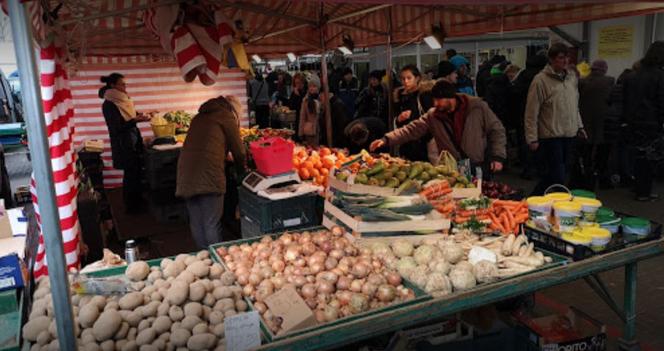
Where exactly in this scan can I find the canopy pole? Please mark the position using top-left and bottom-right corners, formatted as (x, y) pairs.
(7, 1), (77, 350)
(319, 3), (333, 147)
(386, 6), (394, 133)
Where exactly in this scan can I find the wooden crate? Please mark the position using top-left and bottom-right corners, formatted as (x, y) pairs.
(323, 200), (450, 234)
(328, 174), (482, 199)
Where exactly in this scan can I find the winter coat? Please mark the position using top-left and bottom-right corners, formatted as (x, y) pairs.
(603, 70), (631, 143)
(578, 72), (615, 145)
(507, 55), (547, 138)
(484, 73), (511, 127)
(456, 75), (475, 96)
(320, 96), (352, 149)
(524, 65), (584, 143)
(393, 81), (434, 161)
(384, 95), (506, 164)
(176, 97), (246, 198)
(475, 63), (493, 98)
(337, 77), (360, 118)
(344, 117), (387, 154)
(298, 95), (321, 145)
(623, 65), (664, 139)
(102, 100), (144, 170)
(355, 84), (388, 125)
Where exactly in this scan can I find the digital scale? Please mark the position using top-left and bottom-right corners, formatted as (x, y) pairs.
(242, 171), (301, 193)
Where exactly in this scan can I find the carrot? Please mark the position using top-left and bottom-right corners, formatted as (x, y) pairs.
(514, 213), (529, 223)
(457, 208), (490, 217)
(489, 212), (500, 225)
(505, 209), (516, 229)
(493, 199), (521, 207)
(454, 216), (470, 224)
(429, 188), (453, 198)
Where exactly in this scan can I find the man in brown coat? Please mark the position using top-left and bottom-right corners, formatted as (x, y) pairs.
(176, 96), (246, 248)
(370, 80), (506, 173)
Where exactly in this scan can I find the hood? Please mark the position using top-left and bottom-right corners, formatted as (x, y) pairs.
(199, 97), (233, 114)
(393, 79), (435, 102)
(526, 54), (548, 70)
(542, 64), (573, 81)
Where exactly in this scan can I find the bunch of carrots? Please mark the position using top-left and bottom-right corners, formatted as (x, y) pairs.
(488, 200), (529, 235)
(420, 181), (454, 217)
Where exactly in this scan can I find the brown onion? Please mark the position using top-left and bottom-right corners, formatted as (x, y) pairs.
(306, 275), (316, 284)
(294, 258), (306, 267)
(280, 233), (293, 245)
(328, 299), (341, 310)
(284, 246), (300, 261)
(330, 268), (343, 277)
(386, 271), (402, 286)
(315, 309), (326, 323)
(217, 247), (228, 256)
(260, 267), (274, 279)
(361, 282), (377, 298)
(322, 305), (339, 322)
(293, 276), (307, 287)
(317, 271), (338, 284)
(301, 284), (317, 298)
(350, 279), (364, 293)
(367, 273), (385, 286)
(305, 298), (318, 310)
(271, 260), (285, 273)
(336, 276), (351, 290)
(351, 263), (370, 279)
(300, 231), (312, 243)
(271, 276), (286, 290)
(301, 242), (317, 255)
(309, 262), (323, 275)
(376, 284), (396, 302)
(242, 284), (255, 297)
(236, 273), (249, 286)
(329, 249), (344, 260)
(254, 301), (267, 314)
(317, 281), (335, 294)
(284, 266), (294, 275)
(337, 291), (352, 305)
(371, 259), (383, 270)
(331, 226), (344, 237)
(248, 273), (261, 286)
(319, 240), (333, 253)
(260, 235), (273, 244)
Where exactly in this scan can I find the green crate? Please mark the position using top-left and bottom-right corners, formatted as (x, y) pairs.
(0, 289), (22, 351)
(208, 227), (432, 343)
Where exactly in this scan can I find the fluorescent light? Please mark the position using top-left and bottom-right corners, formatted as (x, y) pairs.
(423, 35), (441, 50)
(338, 46), (353, 56)
(287, 53), (297, 62)
(251, 54), (262, 63)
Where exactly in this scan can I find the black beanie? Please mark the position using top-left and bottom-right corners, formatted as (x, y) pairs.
(431, 80), (457, 99)
(437, 60), (456, 78)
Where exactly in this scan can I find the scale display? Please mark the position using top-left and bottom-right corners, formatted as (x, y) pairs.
(242, 171), (301, 193)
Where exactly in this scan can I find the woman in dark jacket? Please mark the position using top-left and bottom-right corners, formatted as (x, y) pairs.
(288, 73), (307, 139)
(393, 65), (433, 161)
(99, 73), (150, 213)
(623, 41), (664, 200)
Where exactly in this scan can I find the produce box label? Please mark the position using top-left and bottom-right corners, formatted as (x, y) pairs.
(225, 311), (261, 351)
(264, 286), (317, 334)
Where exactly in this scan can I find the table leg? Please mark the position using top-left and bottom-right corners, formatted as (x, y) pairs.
(619, 262), (640, 351)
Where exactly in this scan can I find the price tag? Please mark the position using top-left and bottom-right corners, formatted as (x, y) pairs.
(225, 311), (261, 351)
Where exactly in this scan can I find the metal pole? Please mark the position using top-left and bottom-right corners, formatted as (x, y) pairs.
(319, 4), (333, 147)
(386, 7), (394, 133)
(619, 262), (639, 350)
(7, 1), (77, 350)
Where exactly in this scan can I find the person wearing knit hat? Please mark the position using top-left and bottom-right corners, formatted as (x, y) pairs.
(355, 70), (388, 125)
(370, 80), (506, 173)
(591, 59), (609, 74)
(298, 73), (322, 146)
(437, 60), (458, 84)
(449, 55), (476, 96)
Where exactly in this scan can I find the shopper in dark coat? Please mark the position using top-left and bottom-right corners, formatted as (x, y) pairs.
(605, 68), (635, 187)
(577, 60), (615, 189)
(344, 117), (387, 154)
(288, 73), (307, 139)
(337, 68), (360, 118)
(476, 55), (506, 97)
(355, 70), (388, 124)
(484, 61), (512, 127)
(623, 41), (664, 200)
(393, 65), (433, 161)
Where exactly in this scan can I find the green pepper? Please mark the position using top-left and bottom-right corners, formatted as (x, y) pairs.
(385, 177), (400, 188)
(366, 161), (385, 176)
(408, 164), (424, 179)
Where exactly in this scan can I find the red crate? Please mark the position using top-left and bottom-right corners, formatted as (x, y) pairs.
(250, 137), (294, 176)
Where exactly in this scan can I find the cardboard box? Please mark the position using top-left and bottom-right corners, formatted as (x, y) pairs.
(515, 307), (607, 351)
(0, 254), (25, 292)
(264, 286), (317, 335)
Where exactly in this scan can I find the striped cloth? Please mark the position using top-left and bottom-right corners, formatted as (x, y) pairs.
(1, 0), (44, 43)
(31, 43), (81, 278)
(70, 60), (249, 188)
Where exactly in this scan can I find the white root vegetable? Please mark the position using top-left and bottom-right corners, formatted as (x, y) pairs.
(93, 310), (123, 342)
(500, 255), (544, 267)
(517, 245), (528, 257)
(125, 261), (150, 282)
(510, 235), (527, 255)
(473, 260), (499, 283)
(449, 268), (476, 290)
(467, 246), (497, 265)
(502, 234), (515, 256)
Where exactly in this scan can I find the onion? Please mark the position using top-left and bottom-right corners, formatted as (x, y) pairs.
(317, 271), (338, 284)
(254, 301), (267, 314)
(305, 298), (318, 310)
(324, 257), (338, 271)
(306, 275), (316, 284)
(225, 259), (235, 270)
(367, 273), (385, 286)
(217, 247), (228, 256)
(360, 247), (372, 256)
(322, 305), (339, 322)
(317, 281), (335, 294)
(329, 299), (341, 310)
(386, 271), (402, 286)
(315, 309), (326, 323)
(350, 279), (364, 293)
(271, 260), (285, 273)
(336, 276), (351, 290)
(293, 276), (307, 287)
(361, 282), (377, 298)
(284, 266), (294, 275)
(376, 284), (396, 302)
(344, 245), (358, 256)
(313, 231), (328, 245)
(236, 273), (249, 286)
(319, 240), (333, 253)
(337, 291), (352, 305)
(294, 258), (306, 267)
(301, 284), (317, 298)
(301, 242), (317, 255)
(271, 276), (286, 290)
(242, 284), (255, 297)
(284, 246), (300, 261)
(337, 263), (350, 274)
(248, 273), (261, 286)
(329, 249), (344, 260)
(280, 233), (293, 245)
(255, 282), (274, 302)
(260, 235), (273, 244)
(330, 268), (343, 277)
(371, 259), (383, 270)
(351, 263), (370, 279)
(349, 293), (369, 313)
(309, 262), (324, 275)
(331, 226), (344, 237)
(260, 267), (274, 279)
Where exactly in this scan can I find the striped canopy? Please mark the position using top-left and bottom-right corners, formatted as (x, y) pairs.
(15, 0), (664, 60)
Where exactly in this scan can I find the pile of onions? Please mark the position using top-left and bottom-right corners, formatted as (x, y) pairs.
(216, 226), (416, 334)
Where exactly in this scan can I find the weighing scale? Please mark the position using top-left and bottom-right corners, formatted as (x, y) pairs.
(242, 171), (301, 193)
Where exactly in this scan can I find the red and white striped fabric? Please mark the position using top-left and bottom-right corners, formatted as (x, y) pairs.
(1, 0), (45, 43)
(170, 24), (220, 86)
(31, 43), (80, 278)
(69, 61), (249, 188)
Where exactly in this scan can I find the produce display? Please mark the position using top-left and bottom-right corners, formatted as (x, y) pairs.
(334, 153), (476, 191)
(240, 126), (295, 143)
(293, 146), (350, 186)
(162, 110), (193, 134)
(363, 231), (553, 297)
(215, 227), (417, 334)
(24, 251), (242, 351)
(330, 192), (435, 222)
(482, 181), (518, 199)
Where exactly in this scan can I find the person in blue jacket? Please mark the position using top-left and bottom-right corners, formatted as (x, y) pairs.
(450, 54), (476, 96)
(337, 67), (360, 119)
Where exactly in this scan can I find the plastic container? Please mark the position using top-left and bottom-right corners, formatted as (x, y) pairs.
(622, 217), (651, 236)
(545, 192), (572, 203)
(579, 227), (612, 251)
(599, 217), (621, 234)
(151, 123), (176, 138)
(578, 221), (599, 229)
(249, 137), (295, 176)
(572, 197), (602, 222)
(561, 232), (592, 246)
(553, 201), (582, 233)
(527, 196), (553, 221)
(571, 189), (596, 199)
(597, 207), (615, 218)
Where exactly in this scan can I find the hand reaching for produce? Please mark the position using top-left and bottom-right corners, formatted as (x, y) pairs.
(577, 128), (588, 140)
(529, 142), (539, 151)
(369, 139), (385, 152)
(490, 161), (503, 172)
(397, 110), (412, 123)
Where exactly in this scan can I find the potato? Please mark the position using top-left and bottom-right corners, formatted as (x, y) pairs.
(135, 327), (157, 346)
(100, 340), (114, 351)
(169, 329), (190, 347)
(235, 300), (248, 312)
(192, 323), (208, 335)
(224, 310), (237, 318)
(93, 310), (122, 342)
(208, 264), (224, 279)
(160, 258), (173, 270)
(121, 340), (137, 351)
(131, 282), (146, 291)
(219, 272), (235, 286)
(115, 340), (128, 351)
(36, 330), (51, 345)
(202, 259), (212, 266)
(82, 343), (101, 351)
(214, 298), (235, 312)
(166, 281), (189, 306)
(124, 311), (142, 327)
(139, 345), (158, 351)
(212, 286), (233, 300)
(157, 302), (170, 317)
(186, 333), (216, 351)
(141, 286), (157, 296)
(147, 270), (162, 284)
(158, 332), (171, 342)
(119, 292), (144, 310)
(80, 302), (101, 328)
(162, 263), (182, 279)
(142, 301), (160, 318)
(47, 339), (59, 351)
(114, 322), (130, 340)
(211, 323), (225, 338)
(170, 322), (181, 333)
(186, 261), (209, 278)
(29, 300), (48, 319)
(104, 301), (119, 311)
(188, 282), (206, 302)
(208, 311), (224, 325)
(150, 292), (163, 302)
(126, 261), (151, 282)
(181, 315), (202, 331)
(34, 286), (50, 300)
(137, 320), (150, 332)
(90, 296), (107, 310)
(153, 339), (166, 351)
(153, 316), (172, 334)
(214, 344), (226, 351)
(168, 306), (184, 322)
(175, 271), (195, 285)
(202, 293), (216, 307)
(183, 302), (203, 318)
(202, 306), (211, 321)
(23, 316), (52, 342)
(29, 344), (41, 351)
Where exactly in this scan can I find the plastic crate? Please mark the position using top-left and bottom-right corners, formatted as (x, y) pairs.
(238, 186), (322, 236)
(149, 200), (188, 224)
(0, 289), (22, 351)
(144, 148), (180, 189)
(249, 137), (294, 176)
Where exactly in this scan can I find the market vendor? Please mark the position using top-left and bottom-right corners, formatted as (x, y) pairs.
(99, 73), (151, 213)
(176, 95), (246, 249)
(370, 80), (506, 174)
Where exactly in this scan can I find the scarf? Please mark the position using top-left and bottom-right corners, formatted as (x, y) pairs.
(437, 94), (469, 148)
(307, 93), (319, 114)
(104, 88), (137, 122)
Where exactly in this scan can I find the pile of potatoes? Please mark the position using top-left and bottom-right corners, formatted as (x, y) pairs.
(23, 251), (248, 351)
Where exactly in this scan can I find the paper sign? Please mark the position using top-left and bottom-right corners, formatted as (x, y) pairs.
(264, 286), (317, 334)
(225, 311), (261, 351)
(598, 25), (634, 58)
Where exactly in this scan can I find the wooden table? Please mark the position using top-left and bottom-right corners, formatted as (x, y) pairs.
(259, 239), (664, 351)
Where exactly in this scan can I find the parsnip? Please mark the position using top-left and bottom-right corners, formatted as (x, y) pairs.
(511, 235), (527, 255)
(502, 234), (516, 256)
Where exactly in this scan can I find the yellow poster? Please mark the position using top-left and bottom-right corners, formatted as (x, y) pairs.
(598, 25), (634, 58)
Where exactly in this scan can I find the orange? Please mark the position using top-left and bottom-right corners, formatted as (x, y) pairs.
(315, 175), (325, 185)
(302, 161), (314, 170)
(322, 158), (334, 169)
(319, 147), (331, 156)
(298, 168), (311, 180)
(292, 158), (301, 167)
(320, 168), (329, 177)
(311, 168), (320, 178)
(314, 160), (323, 169)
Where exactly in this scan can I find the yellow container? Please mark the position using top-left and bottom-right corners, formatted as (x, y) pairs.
(579, 227), (611, 250)
(573, 197), (602, 222)
(527, 196), (553, 221)
(545, 192), (572, 202)
(553, 201), (582, 233)
(151, 123), (176, 138)
(561, 232), (592, 246)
